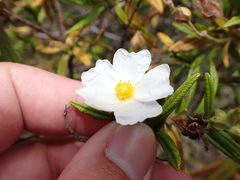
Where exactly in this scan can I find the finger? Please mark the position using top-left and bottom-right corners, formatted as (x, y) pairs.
(59, 122), (157, 180)
(0, 137), (84, 180)
(151, 161), (194, 180)
(0, 62), (109, 153)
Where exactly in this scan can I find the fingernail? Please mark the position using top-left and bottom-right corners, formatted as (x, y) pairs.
(105, 123), (156, 180)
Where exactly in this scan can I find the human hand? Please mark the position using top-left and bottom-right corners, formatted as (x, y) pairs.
(0, 62), (193, 180)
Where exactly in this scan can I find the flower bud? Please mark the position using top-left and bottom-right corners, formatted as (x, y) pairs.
(227, 107), (240, 126)
(208, 117), (226, 130)
(227, 124), (240, 143)
(208, 109), (227, 130)
(175, 7), (192, 23)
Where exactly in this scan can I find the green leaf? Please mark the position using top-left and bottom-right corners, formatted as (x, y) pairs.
(204, 73), (215, 119)
(223, 16), (240, 27)
(115, 3), (128, 24)
(209, 59), (218, 95)
(66, 6), (105, 34)
(70, 101), (115, 120)
(0, 25), (23, 62)
(147, 73), (201, 128)
(172, 22), (199, 38)
(205, 129), (240, 164)
(193, 98), (204, 114)
(170, 64), (187, 82)
(161, 73), (201, 120)
(156, 129), (181, 170)
(178, 58), (201, 113)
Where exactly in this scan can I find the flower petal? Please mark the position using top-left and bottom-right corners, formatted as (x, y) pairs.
(114, 99), (162, 125)
(113, 48), (151, 85)
(134, 64), (174, 102)
(76, 87), (120, 112)
(81, 60), (119, 89)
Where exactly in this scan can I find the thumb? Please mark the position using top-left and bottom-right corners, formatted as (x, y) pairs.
(58, 122), (157, 180)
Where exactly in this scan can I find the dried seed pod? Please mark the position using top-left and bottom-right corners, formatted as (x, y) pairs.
(174, 113), (209, 151)
(197, 0), (224, 19)
(175, 6), (192, 23)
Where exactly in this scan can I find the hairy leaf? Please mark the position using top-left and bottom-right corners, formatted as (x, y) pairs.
(209, 59), (219, 95)
(178, 57), (201, 113)
(205, 129), (240, 164)
(148, 73), (201, 129)
(156, 129), (181, 170)
(70, 101), (115, 120)
(204, 73), (215, 119)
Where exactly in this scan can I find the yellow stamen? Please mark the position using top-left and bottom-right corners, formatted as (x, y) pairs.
(115, 80), (134, 100)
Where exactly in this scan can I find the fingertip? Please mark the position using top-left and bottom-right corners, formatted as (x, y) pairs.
(151, 161), (194, 180)
(65, 106), (111, 137)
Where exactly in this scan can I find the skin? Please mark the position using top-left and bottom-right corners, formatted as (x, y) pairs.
(0, 62), (193, 180)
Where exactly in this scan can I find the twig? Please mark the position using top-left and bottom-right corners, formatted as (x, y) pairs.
(193, 43), (224, 59)
(14, 135), (39, 144)
(188, 20), (229, 43)
(120, 0), (142, 47)
(64, 105), (89, 142)
(2, 8), (63, 41)
(68, 54), (74, 79)
(51, 0), (65, 39)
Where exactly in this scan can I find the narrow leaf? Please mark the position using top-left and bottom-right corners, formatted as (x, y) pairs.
(124, 1), (142, 24)
(72, 47), (92, 66)
(157, 32), (174, 46)
(35, 46), (62, 54)
(178, 58), (201, 113)
(172, 22), (199, 38)
(205, 129), (240, 164)
(148, 73), (201, 129)
(222, 40), (231, 68)
(156, 129), (181, 170)
(115, 3), (128, 24)
(209, 59), (218, 95)
(193, 98), (204, 114)
(147, 0), (164, 14)
(66, 6), (105, 34)
(170, 64), (187, 82)
(70, 101), (115, 120)
(168, 35), (208, 52)
(161, 73), (201, 120)
(204, 73), (214, 119)
(223, 16), (240, 27)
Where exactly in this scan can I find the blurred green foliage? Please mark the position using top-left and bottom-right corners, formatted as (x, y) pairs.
(1, 0), (240, 179)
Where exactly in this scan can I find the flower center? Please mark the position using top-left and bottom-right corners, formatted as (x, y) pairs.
(115, 80), (134, 100)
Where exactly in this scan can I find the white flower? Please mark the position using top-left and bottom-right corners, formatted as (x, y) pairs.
(76, 48), (174, 125)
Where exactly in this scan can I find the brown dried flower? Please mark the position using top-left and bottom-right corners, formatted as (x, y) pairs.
(174, 113), (209, 151)
(197, 0), (224, 19)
